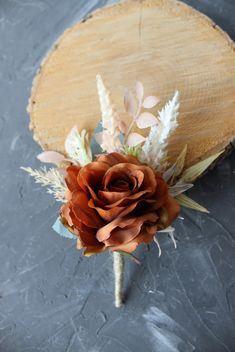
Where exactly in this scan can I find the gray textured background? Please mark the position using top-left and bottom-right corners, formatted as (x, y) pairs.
(0, 0), (235, 351)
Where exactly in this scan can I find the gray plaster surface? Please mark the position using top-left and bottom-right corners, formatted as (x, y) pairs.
(0, 0), (235, 351)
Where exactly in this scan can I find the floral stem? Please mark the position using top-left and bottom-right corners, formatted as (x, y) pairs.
(113, 251), (124, 308)
(124, 101), (142, 145)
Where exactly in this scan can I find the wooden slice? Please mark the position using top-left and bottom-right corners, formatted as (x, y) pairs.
(28, 0), (235, 167)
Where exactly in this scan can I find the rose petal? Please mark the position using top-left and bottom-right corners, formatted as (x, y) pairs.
(84, 244), (106, 256)
(110, 241), (139, 253)
(89, 199), (139, 222)
(71, 191), (104, 228)
(96, 217), (136, 242)
(98, 190), (131, 204)
(61, 203), (73, 227)
(130, 170), (144, 190)
(97, 152), (141, 166)
(77, 161), (109, 194)
(65, 165), (80, 192)
(109, 226), (156, 253)
(104, 213), (158, 247)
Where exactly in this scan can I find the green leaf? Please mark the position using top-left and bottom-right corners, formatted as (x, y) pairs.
(115, 250), (141, 265)
(176, 194), (209, 213)
(123, 145), (141, 157)
(173, 145), (187, 179)
(181, 150), (223, 183)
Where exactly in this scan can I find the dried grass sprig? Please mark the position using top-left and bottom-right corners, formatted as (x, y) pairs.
(140, 91), (179, 170)
(21, 166), (66, 202)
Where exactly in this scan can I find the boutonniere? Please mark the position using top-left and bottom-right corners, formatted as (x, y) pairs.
(22, 75), (222, 307)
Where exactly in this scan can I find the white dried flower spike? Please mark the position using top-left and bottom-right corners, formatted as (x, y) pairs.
(96, 74), (122, 153)
(140, 91), (179, 170)
(65, 127), (92, 166)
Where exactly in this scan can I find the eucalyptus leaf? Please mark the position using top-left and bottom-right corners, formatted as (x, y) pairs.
(52, 217), (77, 239)
(176, 194), (209, 213)
(181, 150), (223, 183)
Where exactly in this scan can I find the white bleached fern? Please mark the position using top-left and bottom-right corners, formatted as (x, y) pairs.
(96, 74), (121, 152)
(21, 166), (66, 202)
(140, 91), (179, 170)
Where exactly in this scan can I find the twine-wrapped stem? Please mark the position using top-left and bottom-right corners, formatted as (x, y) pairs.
(113, 251), (124, 308)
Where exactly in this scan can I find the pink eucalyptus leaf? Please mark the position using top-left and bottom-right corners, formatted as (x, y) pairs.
(136, 112), (158, 129)
(127, 132), (146, 147)
(135, 81), (144, 102)
(37, 151), (65, 165)
(124, 89), (136, 116)
(142, 96), (160, 109)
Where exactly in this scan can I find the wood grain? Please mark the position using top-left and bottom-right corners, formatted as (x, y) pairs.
(28, 0), (235, 166)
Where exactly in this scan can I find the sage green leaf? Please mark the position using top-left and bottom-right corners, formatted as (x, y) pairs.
(116, 250), (141, 265)
(181, 150), (223, 183)
(173, 145), (188, 178)
(176, 194), (209, 213)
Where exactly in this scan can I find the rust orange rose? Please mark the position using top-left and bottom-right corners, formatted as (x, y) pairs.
(61, 152), (180, 255)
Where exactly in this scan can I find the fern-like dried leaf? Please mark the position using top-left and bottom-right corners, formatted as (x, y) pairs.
(21, 166), (66, 202)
